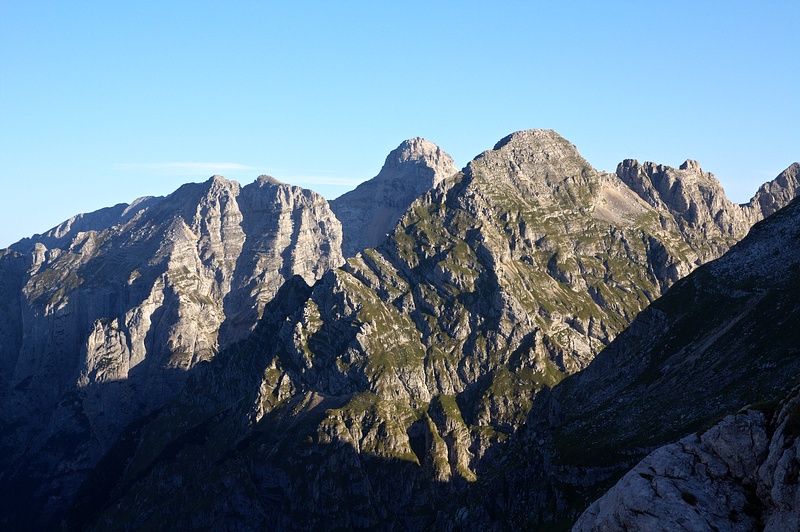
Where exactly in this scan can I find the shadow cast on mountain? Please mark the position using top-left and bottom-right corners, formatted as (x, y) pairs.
(463, 200), (800, 528)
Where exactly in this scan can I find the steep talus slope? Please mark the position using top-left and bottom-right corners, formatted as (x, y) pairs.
(69, 131), (798, 529)
(331, 137), (458, 257)
(0, 175), (343, 529)
(472, 197), (800, 529)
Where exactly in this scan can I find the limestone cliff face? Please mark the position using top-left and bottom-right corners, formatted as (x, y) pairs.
(330, 137), (457, 257)
(0, 175), (343, 528)
(618, 159), (741, 265)
(65, 132), (800, 530)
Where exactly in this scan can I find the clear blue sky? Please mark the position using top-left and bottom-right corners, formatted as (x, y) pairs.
(1, 1), (798, 248)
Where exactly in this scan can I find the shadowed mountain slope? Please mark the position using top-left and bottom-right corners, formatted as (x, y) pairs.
(470, 197), (800, 528)
(56, 131), (799, 529)
(0, 175), (343, 528)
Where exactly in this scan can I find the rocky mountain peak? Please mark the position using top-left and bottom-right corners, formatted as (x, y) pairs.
(618, 158), (724, 203)
(491, 128), (579, 154)
(0, 172), (345, 527)
(616, 158), (800, 260)
(331, 138), (457, 257)
(472, 129), (592, 179)
(461, 129), (596, 211)
(377, 136), (457, 187)
(679, 159), (702, 172)
(748, 162), (800, 217)
(392, 136), (443, 160)
(256, 174), (286, 187)
(2, 130), (798, 530)
(616, 158), (741, 236)
(205, 174), (241, 193)
(166, 174), (242, 215)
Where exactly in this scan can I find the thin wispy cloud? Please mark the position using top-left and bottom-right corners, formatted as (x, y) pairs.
(286, 175), (364, 187)
(115, 162), (258, 176)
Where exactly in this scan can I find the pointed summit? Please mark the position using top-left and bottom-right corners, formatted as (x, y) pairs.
(490, 128), (579, 152)
(378, 137), (456, 188)
(331, 137), (457, 257)
(256, 174), (286, 186)
(469, 129), (594, 184)
(747, 162), (800, 218)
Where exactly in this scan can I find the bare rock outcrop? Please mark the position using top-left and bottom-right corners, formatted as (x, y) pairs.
(330, 137), (457, 257)
(749, 162), (800, 218)
(616, 158), (800, 265)
(574, 391), (800, 532)
(0, 174), (343, 528)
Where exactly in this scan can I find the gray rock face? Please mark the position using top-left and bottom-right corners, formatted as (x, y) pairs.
(750, 162), (800, 218)
(64, 132), (800, 530)
(574, 411), (769, 531)
(2, 131), (798, 530)
(574, 391), (800, 532)
(757, 394), (800, 532)
(618, 159), (749, 262)
(330, 137), (457, 257)
(0, 174), (343, 527)
(615, 159), (799, 264)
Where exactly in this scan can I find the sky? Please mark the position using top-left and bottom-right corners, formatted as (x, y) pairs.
(1, 1), (798, 248)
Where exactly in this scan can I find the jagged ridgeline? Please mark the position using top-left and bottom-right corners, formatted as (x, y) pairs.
(0, 129), (797, 529)
(57, 132), (797, 529)
(0, 175), (345, 528)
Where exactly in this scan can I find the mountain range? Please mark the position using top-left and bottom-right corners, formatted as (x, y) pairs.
(0, 130), (797, 529)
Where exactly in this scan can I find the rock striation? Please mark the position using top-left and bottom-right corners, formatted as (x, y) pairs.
(0, 175), (343, 528)
(330, 137), (458, 257)
(54, 131), (800, 530)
